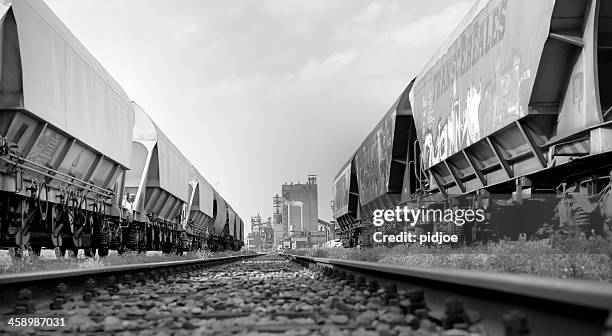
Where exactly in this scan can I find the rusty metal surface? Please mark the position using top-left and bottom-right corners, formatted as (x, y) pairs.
(411, 0), (555, 170)
(2, 0), (134, 168)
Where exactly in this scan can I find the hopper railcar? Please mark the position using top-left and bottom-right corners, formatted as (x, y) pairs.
(125, 103), (243, 254)
(206, 192), (244, 252)
(0, 0), (243, 257)
(333, 0), (612, 246)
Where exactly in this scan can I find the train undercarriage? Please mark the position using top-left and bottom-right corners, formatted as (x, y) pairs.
(0, 141), (242, 258)
(336, 167), (612, 248)
(206, 234), (244, 252)
(0, 186), (243, 258)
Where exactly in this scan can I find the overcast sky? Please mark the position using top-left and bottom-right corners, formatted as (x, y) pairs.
(45, 0), (474, 236)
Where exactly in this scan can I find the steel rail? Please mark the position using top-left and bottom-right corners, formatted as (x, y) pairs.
(0, 253), (264, 315)
(288, 255), (612, 310)
(286, 254), (612, 335)
(0, 254), (263, 286)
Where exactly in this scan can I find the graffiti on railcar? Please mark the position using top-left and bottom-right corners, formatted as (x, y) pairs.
(355, 113), (395, 205)
(333, 162), (352, 218)
(333, 163), (351, 218)
(411, 0), (555, 169)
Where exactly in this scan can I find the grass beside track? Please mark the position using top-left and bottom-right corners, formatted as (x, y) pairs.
(288, 238), (612, 283)
(0, 249), (256, 274)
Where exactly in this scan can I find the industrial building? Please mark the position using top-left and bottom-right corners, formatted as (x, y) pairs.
(270, 176), (335, 248)
(310, 219), (336, 246)
(246, 215), (274, 250)
(272, 194), (285, 247)
(282, 175), (318, 235)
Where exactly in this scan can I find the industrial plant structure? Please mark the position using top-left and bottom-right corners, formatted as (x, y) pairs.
(282, 175), (318, 236)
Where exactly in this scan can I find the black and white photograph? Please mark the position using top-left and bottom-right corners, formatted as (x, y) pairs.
(0, 0), (611, 335)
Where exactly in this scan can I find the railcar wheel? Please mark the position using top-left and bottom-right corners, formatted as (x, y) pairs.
(54, 246), (66, 258)
(98, 247), (109, 257)
(8, 247), (23, 259)
(84, 248), (93, 257)
(37, 181), (49, 222)
(29, 245), (41, 256)
(67, 248), (78, 258)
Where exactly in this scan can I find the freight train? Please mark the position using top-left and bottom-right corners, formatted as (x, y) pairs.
(333, 0), (612, 247)
(0, 0), (244, 257)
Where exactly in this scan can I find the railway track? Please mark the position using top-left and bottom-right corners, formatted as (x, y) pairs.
(0, 254), (261, 334)
(1, 253), (610, 335)
(286, 254), (612, 336)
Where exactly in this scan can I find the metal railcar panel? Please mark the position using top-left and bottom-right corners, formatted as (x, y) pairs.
(553, 1), (604, 140)
(411, 0), (555, 170)
(353, 82), (415, 209)
(190, 168), (214, 218)
(124, 142), (148, 209)
(227, 206), (236, 237)
(237, 217), (244, 241)
(156, 130), (190, 202)
(354, 109), (395, 206)
(417, 0), (612, 199)
(0, 111), (123, 201)
(5, 0), (133, 168)
(332, 161), (351, 218)
(212, 192), (228, 235)
(129, 103), (190, 205)
(0, 2), (132, 207)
